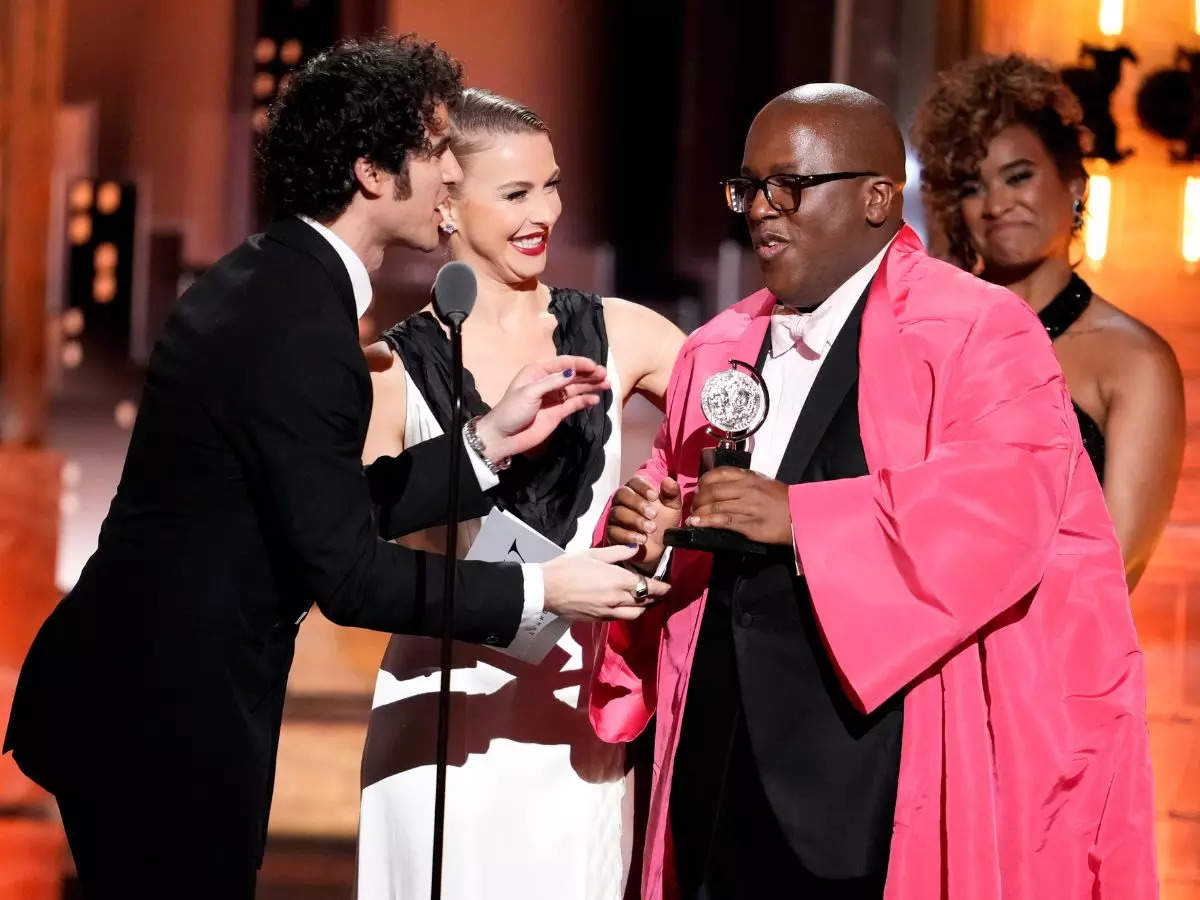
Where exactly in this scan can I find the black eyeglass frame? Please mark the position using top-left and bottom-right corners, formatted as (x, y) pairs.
(720, 171), (880, 214)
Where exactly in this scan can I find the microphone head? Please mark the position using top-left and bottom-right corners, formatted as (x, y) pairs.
(432, 261), (477, 326)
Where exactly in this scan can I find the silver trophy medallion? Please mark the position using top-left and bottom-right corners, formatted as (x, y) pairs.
(661, 358), (772, 556)
(699, 359), (769, 447)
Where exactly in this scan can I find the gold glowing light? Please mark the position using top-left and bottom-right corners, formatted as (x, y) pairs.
(61, 341), (84, 369)
(1183, 177), (1200, 264)
(94, 242), (118, 270)
(68, 214), (92, 245)
(253, 72), (276, 99)
(114, 400), (138, 430)
(69, 179), (94, 211)
(93, 272), (117, 303)
(1098, 0), (1123, 36)
(96, 181), (121, 215)
(1083, 175), (1112, 263)
(252, 106), (270, 133)
(61, 307), (85, 337)
(254, 37), (277, 64)
(280, 39), (303, 66)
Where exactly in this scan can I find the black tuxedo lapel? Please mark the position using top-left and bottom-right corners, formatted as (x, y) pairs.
(264, 217), (358, 326)
(672, 286), (899, 888)
(772, 286), (868, 485)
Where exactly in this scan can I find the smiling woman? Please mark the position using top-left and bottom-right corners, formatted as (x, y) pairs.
(355, 88), (684, 900)
(913, 54), (1185, 589)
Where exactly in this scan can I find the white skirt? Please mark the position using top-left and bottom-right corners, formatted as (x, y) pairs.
(356, 353), (629, 900)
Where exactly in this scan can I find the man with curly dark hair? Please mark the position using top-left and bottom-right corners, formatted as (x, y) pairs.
(258, 35), (465, 231)
(913, 54), (1184, 593)
(3, 35), (665, 898)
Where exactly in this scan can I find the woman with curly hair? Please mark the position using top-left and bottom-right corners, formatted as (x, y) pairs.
(912, 53), (1185, 590)
(355, 88), (684, 900)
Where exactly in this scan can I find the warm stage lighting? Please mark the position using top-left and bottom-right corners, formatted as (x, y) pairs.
(68, 214), (92, 245)
(93, 272), (117, 304)
(1099, 0), (1123, 36)
(280, 39), (303, 66)
(94, 242), (118, 270)
(114, 400), (138, 430)
(254, 72), (276, 100)
(252, 106), (270, 133)
(69, 179), (94, 211)
(255, 37), (277, 64)
(1084, 175), (1112, 263)
(96, 182), (121, 215)
(1183, 177), (1200, 264)
(61, 307), (85, 337)
(61, 341), (83, 369)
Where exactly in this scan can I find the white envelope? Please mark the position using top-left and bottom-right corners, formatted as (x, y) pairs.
(465, 507), (570, 664)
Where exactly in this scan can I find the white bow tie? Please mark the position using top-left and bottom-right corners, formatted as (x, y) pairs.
(771, 311), (823, 360)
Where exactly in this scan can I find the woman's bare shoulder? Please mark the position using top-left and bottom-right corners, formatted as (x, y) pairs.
(602, 297), (685, 346)
(364, 339), (397, 373)
(1085, 297), (1176, 362)
(1081, 296), (1182, 396)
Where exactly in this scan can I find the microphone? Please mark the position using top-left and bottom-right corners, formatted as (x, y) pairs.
(429, 259), (474, 900)
(432, 260), (477, 326)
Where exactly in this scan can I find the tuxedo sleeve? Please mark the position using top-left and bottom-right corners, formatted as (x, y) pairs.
(232, 322), (522, 643)
(365, 433), (492, 540)
(790, 299), (1078, 714)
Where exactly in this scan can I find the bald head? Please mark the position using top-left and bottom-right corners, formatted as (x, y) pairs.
(757, 83), (907, 183)
(736, 83), (907, 307)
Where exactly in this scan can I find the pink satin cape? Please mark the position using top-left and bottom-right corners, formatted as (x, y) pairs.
(589, 227), (1157, 899)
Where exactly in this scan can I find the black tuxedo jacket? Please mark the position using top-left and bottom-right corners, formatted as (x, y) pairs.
(4, 218), (520, 863)
(673, 289), (903, 881)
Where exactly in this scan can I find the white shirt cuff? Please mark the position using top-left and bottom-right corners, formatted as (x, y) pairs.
(519, 563), (546, 626)
(463, 426), (500, 491)
(791, 524), (803, 576)
(653, 547), (673, 580)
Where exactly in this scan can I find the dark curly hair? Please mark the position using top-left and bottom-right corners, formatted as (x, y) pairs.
(911, 54), (1092, 269)
(257, 34), (463, 221)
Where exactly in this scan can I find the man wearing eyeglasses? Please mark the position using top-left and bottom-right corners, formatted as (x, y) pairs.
(591, 84), (1155, 899)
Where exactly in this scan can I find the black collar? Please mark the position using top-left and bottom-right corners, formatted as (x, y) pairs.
(264, 217), (357, 325)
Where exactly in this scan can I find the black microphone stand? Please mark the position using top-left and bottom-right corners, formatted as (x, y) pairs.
(431, 312), (466, 900)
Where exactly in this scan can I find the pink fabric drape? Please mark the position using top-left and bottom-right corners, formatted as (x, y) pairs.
(589, 226), (1157, 899)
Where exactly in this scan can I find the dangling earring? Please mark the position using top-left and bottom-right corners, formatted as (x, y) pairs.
(440, 220), (457, 235)
(1071, 198), (1084, 231)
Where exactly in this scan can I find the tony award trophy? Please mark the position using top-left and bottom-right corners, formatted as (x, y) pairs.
(663, 359), (770, 556)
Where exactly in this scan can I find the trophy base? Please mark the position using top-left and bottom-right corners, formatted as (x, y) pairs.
(663, 525), (770, 556)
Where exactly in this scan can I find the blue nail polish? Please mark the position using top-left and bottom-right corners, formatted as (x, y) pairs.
(563, 368), (574, 378)
(626, 544), (637, 549)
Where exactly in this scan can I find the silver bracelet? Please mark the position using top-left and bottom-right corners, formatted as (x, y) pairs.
(464, 415), (512, 474)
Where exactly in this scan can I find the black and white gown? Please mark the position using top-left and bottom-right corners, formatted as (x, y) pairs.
(356, 289), (630, 899)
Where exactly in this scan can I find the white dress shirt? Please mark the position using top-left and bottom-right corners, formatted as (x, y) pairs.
(298, 215), (374, 319)
(297, 215), (545, 622)
(658, 237), (895, 581)
(749, 237), (894, 478)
